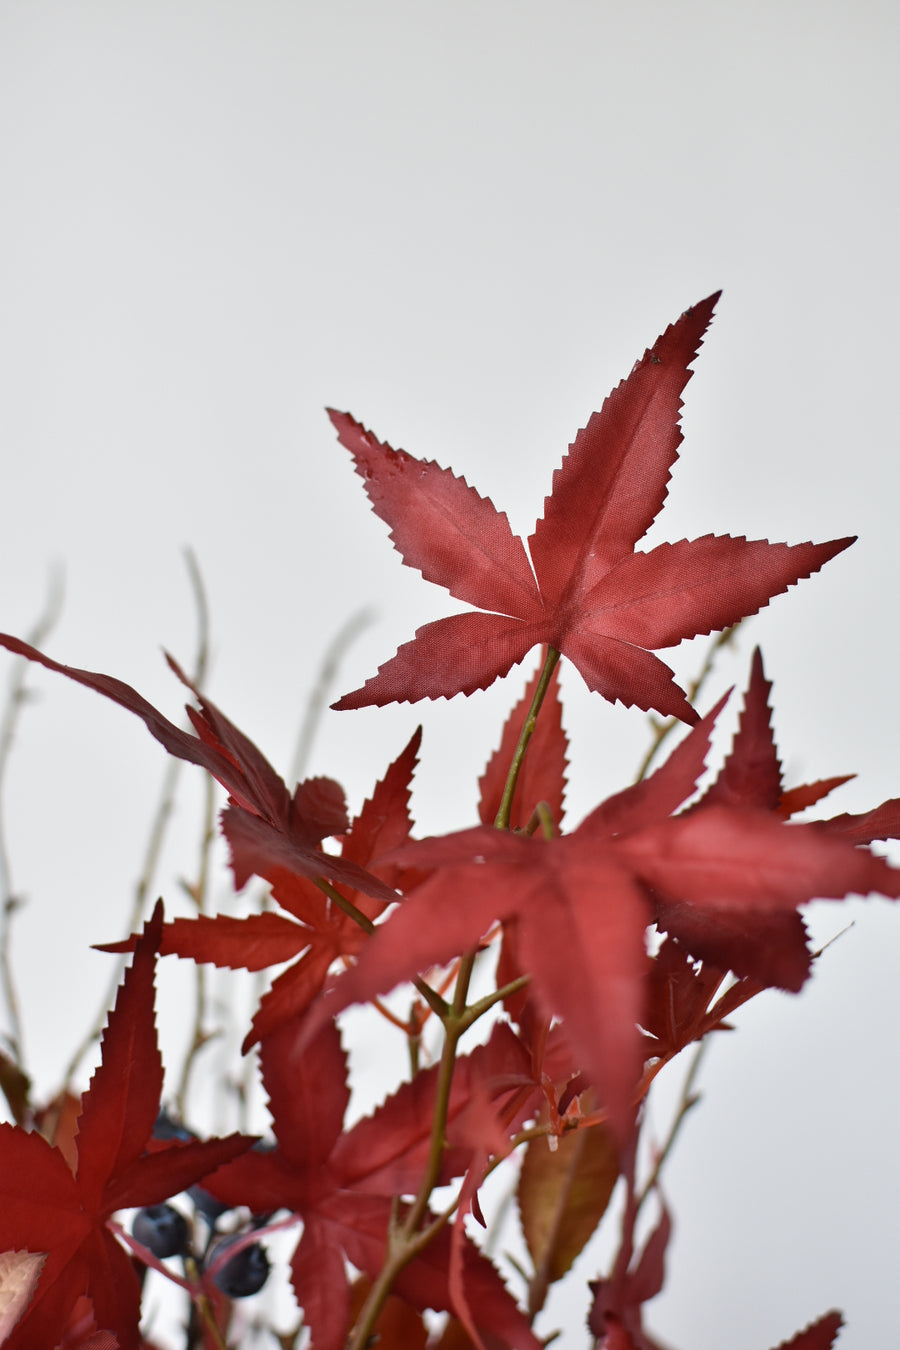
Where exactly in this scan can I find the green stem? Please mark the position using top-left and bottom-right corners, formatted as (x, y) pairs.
(457, 973), (531, 1034)
(316, 877), (377, 933)
(494, 647), (561, 831)
(346, 950), (478, 1350)
(347, 650), (561, 1347)
(317, 878), (448, 1018)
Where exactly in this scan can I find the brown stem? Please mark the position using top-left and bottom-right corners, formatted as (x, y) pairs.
(62, 550), (211, 1087)
(175, 769), (218, 1117)
(635, 1038), (707, 1214)
(0, 569), (63, 1067)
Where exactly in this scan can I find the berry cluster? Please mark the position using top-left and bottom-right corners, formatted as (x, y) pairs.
(128, 1113), (270, 1300)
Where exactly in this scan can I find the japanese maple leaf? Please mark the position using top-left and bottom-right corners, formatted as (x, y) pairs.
(0, 904), (253, 1350)
(101, 729), (423, 1051)
(587, 647), (900, 992)
(0, 635), (396, 905)
(329, 294), (853, 722)
(303, 795), (900, 1136)
(204, 1017), (542, 1350)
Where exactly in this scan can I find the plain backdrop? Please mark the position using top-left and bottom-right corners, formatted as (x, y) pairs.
(0, 2), (898, 1346)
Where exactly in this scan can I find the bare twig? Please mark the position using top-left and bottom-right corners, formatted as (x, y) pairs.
(242, 606), (376, 1108)
(288, 606), (373, 785)
(61, 550), (211, 1087)
(635, 623), (741, 782)
(174, 767), (218, 1116)
(635, 1037), (708, 1215)
(0, 569), (64, 1067)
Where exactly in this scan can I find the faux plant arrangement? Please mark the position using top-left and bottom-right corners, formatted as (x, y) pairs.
(0, 294), (896, 1349)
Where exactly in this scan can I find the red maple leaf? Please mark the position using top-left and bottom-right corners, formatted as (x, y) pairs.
(329, 295), (853, 722)
(0, 904), (253, 1350)
(304, 782), (900, 1136)
(101, 728), (423, 1051)
(203, 1018), (543, 1350)
(0, 636), (397, 906)
(612, 647), (900, 991)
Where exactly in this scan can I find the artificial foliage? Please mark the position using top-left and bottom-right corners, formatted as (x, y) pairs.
(0, 294), (896, 1348)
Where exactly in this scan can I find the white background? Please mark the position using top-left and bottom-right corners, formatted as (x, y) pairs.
(0, 2), (898, 1346)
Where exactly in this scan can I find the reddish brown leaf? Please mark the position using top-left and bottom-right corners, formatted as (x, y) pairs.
(517, 1121), (619, 1286)
(330, 297), (853, 722)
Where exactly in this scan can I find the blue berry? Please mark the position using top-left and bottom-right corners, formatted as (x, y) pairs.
(211, 1239), (270, 1297)
(153, 1112), (231, 1222)
(152, 1109), (195, 1144)
(188, 1183), (230, 1224)
(132, 1204), (189, 1259)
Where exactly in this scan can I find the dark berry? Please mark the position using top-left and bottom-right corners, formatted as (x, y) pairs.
(211, 1239), (270, 1297)
(152, 1109), (196, 1143)
(188, 1183), (230, 1224)
(132, 1203), (189, 1259)
(152, 1113), (231, 1223)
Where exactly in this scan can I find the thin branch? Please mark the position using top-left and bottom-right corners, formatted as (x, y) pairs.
(457, 973), (531, 1032)
(174, 768), (218, 1116)
(635, 1037), (708, 1215)
(288, 606), (374, 786)
(0, 568), (64, 1067)
(244, 606), (375, 1079)
(316, 877), (449, 1020)
(61, 550), (211, 1087)
(635, 623), (741, 782)
(127, 547), (211, 936)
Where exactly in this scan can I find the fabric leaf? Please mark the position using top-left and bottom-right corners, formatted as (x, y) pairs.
(330, 296), (853, 723)
(517, 1121), (619, 1284)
